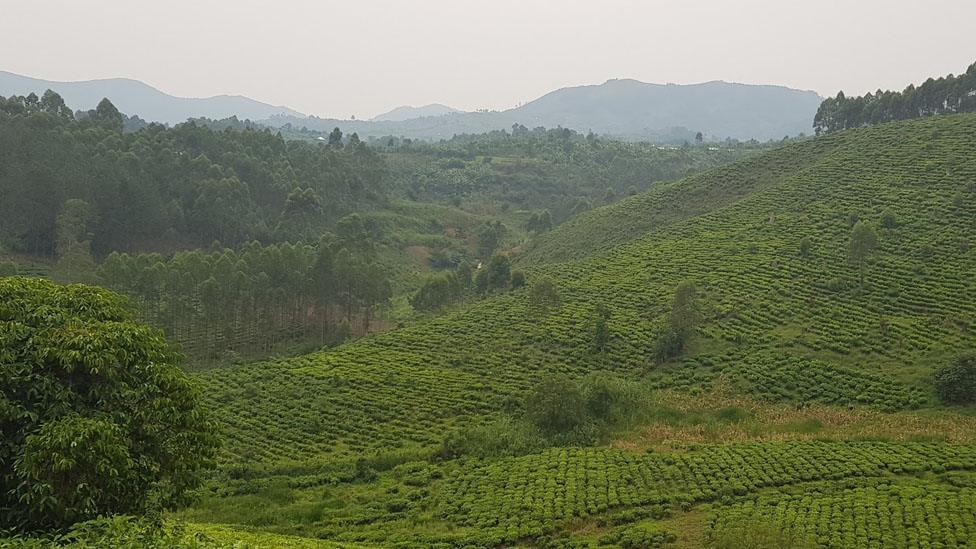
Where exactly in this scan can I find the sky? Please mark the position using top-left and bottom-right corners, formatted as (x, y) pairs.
(2, 0), (974, 119)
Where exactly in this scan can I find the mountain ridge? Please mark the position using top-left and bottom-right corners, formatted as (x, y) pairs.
(265, 78), (822, 142)
(0, 70), (305, 124)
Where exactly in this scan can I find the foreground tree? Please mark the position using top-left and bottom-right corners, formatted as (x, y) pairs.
(0, 278), (218, 533)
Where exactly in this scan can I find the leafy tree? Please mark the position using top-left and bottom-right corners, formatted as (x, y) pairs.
(55, 199), (97, 257)
(524, 375), (585, 435)
(934, 354), (976, 405)
(798, 236), (814, 258)
(327, 127), (343, 147)
(486, 253), (512, 291)
(510, 270), (526, 289)
(526, 210), (553, 234)
(476, 221), (506, 259)
(848, 221), (879, 287)
(39, 90), (72, 120)
(695, 131), (704, 144)
(880, 209), (898, 229)
(592, 303), (611, 352)
(0, 278), (218, 533)
(669, 280), (700, 340)
(529, 276), (560, 313)
(474, 266), (490, 295)
(653, 281), (699, 363)
(90, 98), (124, 130)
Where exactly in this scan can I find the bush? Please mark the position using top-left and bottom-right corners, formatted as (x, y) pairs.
(578, 372), (647, 427)
(437, 416), (545, 459)
(0, 278), (218, 533)
(652, 327), (684, 363)
(524, 375), (585, 435)
(934, 354), (976, 405)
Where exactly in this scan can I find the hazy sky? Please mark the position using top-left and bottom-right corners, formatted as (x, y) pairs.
(2, 0), (974, 118)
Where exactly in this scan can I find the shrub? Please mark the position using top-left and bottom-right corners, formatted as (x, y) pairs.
(524, 375), (585, 435)
(934, 354), (976, 405)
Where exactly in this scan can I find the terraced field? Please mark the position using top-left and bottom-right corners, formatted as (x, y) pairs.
(190, 114), (976, 546)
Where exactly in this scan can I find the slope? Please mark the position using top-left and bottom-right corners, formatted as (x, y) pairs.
(187, 113), (976, 546)
(197, 112), (976, 467)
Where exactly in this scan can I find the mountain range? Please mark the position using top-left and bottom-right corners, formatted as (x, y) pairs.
(268, 79), (822, 141)
(1, 70), (822, 141)
(0, 70), (305, 125)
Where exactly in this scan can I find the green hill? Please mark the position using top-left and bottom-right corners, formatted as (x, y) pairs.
(188, 113), (976, 546)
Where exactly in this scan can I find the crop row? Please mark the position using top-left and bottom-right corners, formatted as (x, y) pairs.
(438, 442), (976, 542)
(707, 476), (976, 548)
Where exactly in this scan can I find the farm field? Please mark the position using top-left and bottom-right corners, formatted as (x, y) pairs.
(177, 113), (976, 546)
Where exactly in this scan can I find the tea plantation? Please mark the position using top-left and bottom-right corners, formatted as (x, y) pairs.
(187, 113), (976, 547)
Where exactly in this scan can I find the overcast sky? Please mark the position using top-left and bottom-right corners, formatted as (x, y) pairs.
(2, 0), (974, 119)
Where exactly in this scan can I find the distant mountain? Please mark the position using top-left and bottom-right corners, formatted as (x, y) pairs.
(372, 103), (460, 122)
(0, 71), (305, 125)
(513, 79), (822, 141)
(265, 79), (822, 142)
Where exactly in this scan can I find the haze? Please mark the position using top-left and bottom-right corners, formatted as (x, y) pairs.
(2, 0), (974, 119)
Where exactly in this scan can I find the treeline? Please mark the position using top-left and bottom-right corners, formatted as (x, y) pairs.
(814, 61), (976, 134)
(0, 91), (385, 257)
(379, 125), (754, 222)
(97, 237), (390, 359)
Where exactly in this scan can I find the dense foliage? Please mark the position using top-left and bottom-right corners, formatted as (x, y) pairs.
(96, 237), (390, 359)
(813, 60), (976, 134)
(934, 354), (976, 405)
(381, 125), (757, 222)
(0, 278), (217, 533)
(0, 92), (384, 256)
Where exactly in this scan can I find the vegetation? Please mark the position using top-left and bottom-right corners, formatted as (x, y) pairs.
(165, 111), (976, 546)
(0, 278), (217, 533)
(95, 238), (390, 359)
(381, 126), (758, 222)
(0, 93), (385, 256)
(934, 354), (976, 405)
(6, 69), (976, 547)
(814, 60), (976, 134)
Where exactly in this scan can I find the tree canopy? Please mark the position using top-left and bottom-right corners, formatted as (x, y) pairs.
(813, 61), (976, 134)
(0, 92), (385, 256)
(0, 278), (218, 533)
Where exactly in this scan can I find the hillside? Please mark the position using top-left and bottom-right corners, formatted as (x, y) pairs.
(184, 113), (976, 545)
(0, 70), (304, 124)
(264, 79), (821, 142)
(371, 103), (460, 121)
